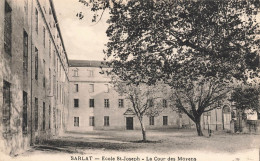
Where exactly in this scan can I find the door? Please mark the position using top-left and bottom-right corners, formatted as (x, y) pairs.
(223, 113), (231, 130)
(126, 117), (133, 130)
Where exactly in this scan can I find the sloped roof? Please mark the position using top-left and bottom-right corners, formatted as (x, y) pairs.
(69, 60), (110, 68)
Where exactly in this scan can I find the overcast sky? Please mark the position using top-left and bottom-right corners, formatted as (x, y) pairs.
(53, 0), (109, 60)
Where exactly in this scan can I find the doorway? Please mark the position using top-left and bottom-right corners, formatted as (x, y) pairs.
(126, 117), (133, 130)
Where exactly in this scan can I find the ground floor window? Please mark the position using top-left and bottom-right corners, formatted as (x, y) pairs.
(23, 91), (28, 134)
(49, 106), (51, 129)
(35, 98), (38, 130)
(74, 117), (79, 127)
(163, 116), (168, 125)
(42, 102), (45, 130)
(104, 116), (109, 126)
(3, 80), (11, 133)
(149, 116), (154, 125)
(89, 116), (95, 126)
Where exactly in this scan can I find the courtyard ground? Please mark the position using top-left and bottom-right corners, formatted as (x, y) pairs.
(2, 129), (260, 161)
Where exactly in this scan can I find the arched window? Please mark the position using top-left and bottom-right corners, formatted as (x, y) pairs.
(222, 105), (231, 114)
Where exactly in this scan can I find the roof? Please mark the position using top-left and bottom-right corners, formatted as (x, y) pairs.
(49, 0), (69, 66)
(69, 60), (110, 68)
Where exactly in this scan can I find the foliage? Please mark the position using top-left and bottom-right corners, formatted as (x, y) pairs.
(80, 0), (260, 135)
(80, 0), (260, 86)
(230, 87), (260, 112)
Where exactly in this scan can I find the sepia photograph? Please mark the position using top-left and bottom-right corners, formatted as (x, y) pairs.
(0, 0), (260, 161)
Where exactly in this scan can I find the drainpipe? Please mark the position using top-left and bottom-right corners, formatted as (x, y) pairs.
(215, 108), (217, 131)
(222, 108), (224, 130)
(30, 0), (33, 146)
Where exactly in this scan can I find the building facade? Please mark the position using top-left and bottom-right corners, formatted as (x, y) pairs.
(0, 0), (69, 155)
(67, 60), (233, 132)
(67, 60), (182, 132)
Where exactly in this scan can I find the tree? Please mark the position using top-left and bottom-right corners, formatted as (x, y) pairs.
(80, 0), (260, 136)
(112, 78), (163, 141)
(230, 87), (260, 112)
(170, 78), (230, 136)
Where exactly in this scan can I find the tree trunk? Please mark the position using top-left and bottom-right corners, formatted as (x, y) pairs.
(139, 120), (146, 141)
(195, 117), (203, 136)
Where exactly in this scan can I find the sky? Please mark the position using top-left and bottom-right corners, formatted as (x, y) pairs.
(53, 0), (109, 61)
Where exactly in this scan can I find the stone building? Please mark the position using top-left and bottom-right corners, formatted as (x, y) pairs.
(0, 0), (69, 155)
(66, 60), (237, 133)
(67, 60), (194, 132)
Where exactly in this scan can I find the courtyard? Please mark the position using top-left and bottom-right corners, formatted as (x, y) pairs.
(2, 129), (260, 161)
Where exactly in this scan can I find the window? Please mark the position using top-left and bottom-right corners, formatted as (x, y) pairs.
(104, 116), (109, 126)
(53, 51), (56, 67)
(89, 116), (95, 126)
(35, 8), (38, 33)
(89, 84), (94, 93)
(3, 80), (11, 133)
(163, 116), (168, 126)
(22, 91), (28, 133)
(57, 109), (60, 128)
(149, 116), (154, 125)
(60, 84), (61, 102)
(53, 107), (56, 129)
(75, 84), (78, 92)
(43, 102), (45, 130)
(23, 30), (28, 71)
(74, 99), (79, 107)
(74, 117), (79, 127)
(43, 60), (46, 88)
(149, 99), (154, 107)
(118, 99), (124, 108)
(4, 1), (12, 55)
(49, 106), (51, 129)
(53, 75), (55, 96)
(73, 69), (78, 77)
(49, 7), (52, 15)
(104, 99), (109, 108)
(35, 47), (38, 80)
(59, 64), (61, 77)
(163, 99), (167, 108)
(49, 40), (51, 58)
(89, 99), (94, 108)
(43, 27), (45, 47)
(88, 70), (93, 77)
(57, 61), (59, 76)
(57, 81), (58, 100)
(49, 69), (51, 93)
(35, 98), (38, 130)
(105, 84), (109, 93)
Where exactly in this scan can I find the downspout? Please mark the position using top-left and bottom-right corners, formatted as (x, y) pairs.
(30, 0), (33, 146)
(215, 108), (217, 130)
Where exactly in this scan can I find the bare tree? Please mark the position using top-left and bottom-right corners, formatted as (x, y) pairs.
(170, 78), (231, 136)
(112, 78), (163, 141)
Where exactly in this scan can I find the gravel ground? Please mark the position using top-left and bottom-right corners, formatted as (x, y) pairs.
(2, 129), (260, 161)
